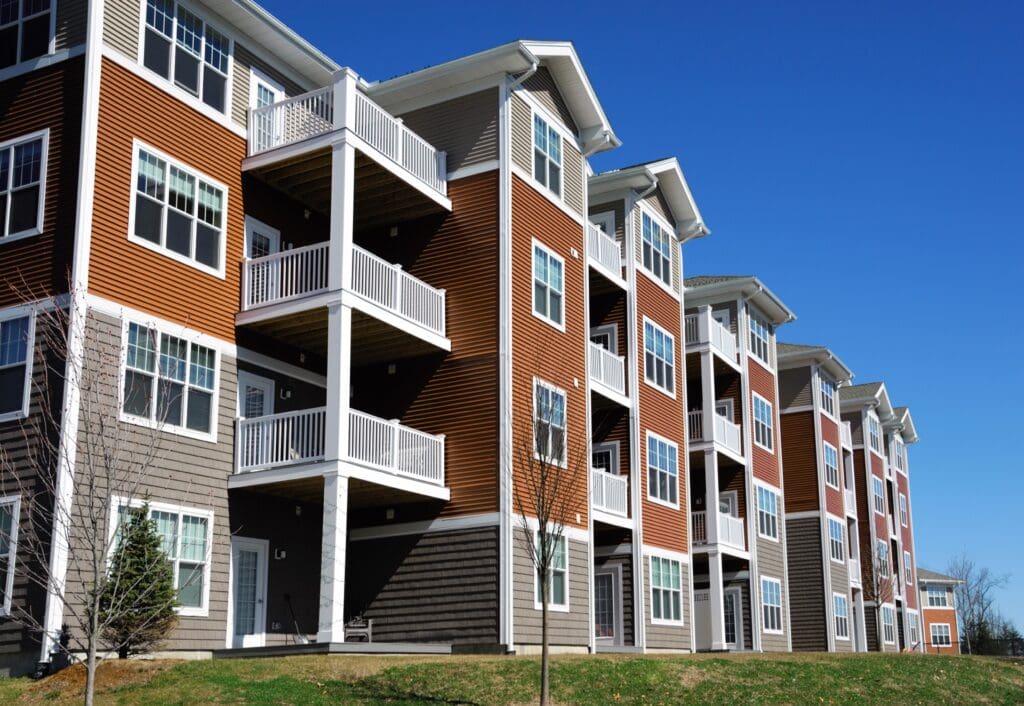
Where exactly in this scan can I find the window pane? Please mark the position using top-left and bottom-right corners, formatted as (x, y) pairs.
(159, 335), (187, 382)
(203, 26), (229, 72)
(174, 47), (200, 96)
(134, 196), (163, 244)
(7, 182), (38, 234)
(176, 561), (203, 607)
(0, 26), (16, 70)
(202, 67), (225, 112)
(127, 323), (157, 372)
(0, 366), (26, 414)
(122, 370), (153, 417)
(20, 12), (49, 61)
(146, 0), (173, 36)
(157, 380), (183, 426)
(186, 389), (211, 432)
(180, 515), (207, 560)
(143, 29), (171, 79)
(165, 210), (192, 257)
(194, 223), (219, 268)
(151, 510), (178, 557)
(551, 571), (565, 605)
(0, 317), (28, 366)
(533, 150), (546, 183)
(189, 344), (215, 389)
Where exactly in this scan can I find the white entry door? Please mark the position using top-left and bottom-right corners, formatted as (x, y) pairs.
(231, 537), (268, 648)
(724, 587), (743, 649)
(594, 567), (622, 646)
(694, 589), (711, 650)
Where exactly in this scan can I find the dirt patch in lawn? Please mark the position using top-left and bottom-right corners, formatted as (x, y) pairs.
(20, 659), (182, 702)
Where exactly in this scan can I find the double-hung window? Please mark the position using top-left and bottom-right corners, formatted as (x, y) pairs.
(876, 540), (889, 577)
(131, 145), (226, 275)
(533, 379), (566, 465)
(881, 605), (896, 643)
(532, 243), (564, 329)
(927, 586), (948, 607)
(646, 433), (678, 506)
(833, 593), (849, 639)
(0, 495), (20, 615)
(650, 556), (682, 623)
(899, 493), (908, 527)
(532, 113), (561, 197)
(908, 612), (920, 646)
(0, 0), (52, 69)
(761, 577), (783, 633)
(748, 313), (770, 364)
(641, 212), (672, 286)
(828, 517), (845, 563)
(534, 532), (567, 609)
(868, 416), (882, 453)
(143, 0), (231, 113)
(0, 131), (47, 242)
(904, 551), (913, 585)
(112, 499), (212, 615)
(122, 322), (217, 438)
(892, 437), (905, 471)
(753, 393), (774, 451)
(930, 623), (951, 647)
(872, 476), (885, 515)
(757, 485), (779, 540)
(823, 442), (840, 489)
(820, 376), (836, 416)
(0, 313), (32, 420)
(643, 320), (675, 395)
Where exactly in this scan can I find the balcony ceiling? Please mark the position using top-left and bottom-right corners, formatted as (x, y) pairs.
(243, 475), (445, 509)
(248, 147), (448, 230)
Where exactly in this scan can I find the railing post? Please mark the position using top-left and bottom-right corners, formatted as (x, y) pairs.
(390, 419), (401, 472)
(438, 288), (446, 334)
(234, 418), (243, 472)
(241, 259), (251, 311)
(332, 68), (359, 132)
(697, 305), (712, 344)
(395, 117), (404, 167)
(394, 264), (403, 318)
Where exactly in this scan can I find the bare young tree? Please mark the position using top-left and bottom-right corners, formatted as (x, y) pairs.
(948, 553), (1009, 654)
(513, 381), (585, 706)
(0, 286), (195, 706)
(864, 541), (895, 650)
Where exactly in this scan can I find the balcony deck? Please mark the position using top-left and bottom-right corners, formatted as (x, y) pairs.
(586, 222), (626, 288)
(591, 468), (629, 525)
(687, 410), (743, 461)
(588, 342), (628, 405)
(684, 310), (739, 368)
(692, 511), (746, 554)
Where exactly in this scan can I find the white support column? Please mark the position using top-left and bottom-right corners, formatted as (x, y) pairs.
(317, 470), (349, 643)
(324, 303), (352, 463)
(328, 141), (356, 293)
(707, 550), (727, 651)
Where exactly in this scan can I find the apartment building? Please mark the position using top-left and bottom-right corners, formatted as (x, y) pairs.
(838, 383), (922, 652)
(917, 568), (961, 654)
(681, 276), (794, 652)
(776, 343), (866, 652)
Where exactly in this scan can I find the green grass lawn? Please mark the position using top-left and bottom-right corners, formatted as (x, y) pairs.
(2, 652), (1022, 705)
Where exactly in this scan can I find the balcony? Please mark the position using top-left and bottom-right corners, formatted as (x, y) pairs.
(692, 511), (746, 553)
(235, 407), (445, 487)
(849, 557), (862, 586)
(684, 309), (738, 365)
(586, 222), (625, 286)
(687, 410), (743, 458)
(845, 488), (856, 517)
(247, 75), (447, 201)
(241, 243), (446, 340)
(841, 421), (853, 449)
(588, 342), (627, 402)
(591, 468), (628, 518)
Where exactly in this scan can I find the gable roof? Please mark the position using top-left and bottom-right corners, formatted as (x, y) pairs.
(367, 40), (619, 154)
(777, 342), (854, 383)
(839, 382), (894, 421)
(917, 567), (961, 584)
(891, 406), (919, 444)
(684, 275), (796, 326)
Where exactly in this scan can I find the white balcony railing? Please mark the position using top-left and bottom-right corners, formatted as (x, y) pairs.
(692, 511), (745, 552)
(684, 308), (738, 363)
(591, 468), (628, 517)
(845, 488), (856, 515)
(841, 421), (853, 448)
(687, 410), (742, 457)
(588, 342), (626, 397)
(242, 242), (330, 310)
(351, 245), (446, 337)
(586, 222), (622, 278)
(236, 408), (444, 486)
(849, 557), (862, 585)
(248, 76), (447, 198)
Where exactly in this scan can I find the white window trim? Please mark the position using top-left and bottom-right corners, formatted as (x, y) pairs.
(0, 129), (50, 246)
(930, 622), (952, 647)
(872, 476), (885, 516)
(752, 392), (774, 453)
(867, 413), (882, 455)
(247, 65), (285, 109)
(134, 0), (235, 119)
(649, 554), (684, 626)
(899, 493), (908, 528)
(827, 515), (846, 565)
(881, 604), (896, 644)
(0, 494), (21, 616)
(823, 441), (840, 490)
(747, 311), (772, 368)
(531, 377), (567, 468)
(590, 210), (616, 241)
(642, 316), (676, 400)
(530, 239), (566, 333)
(532, 531), (569, 613)
(0, 309), (35, 424)
(127, 140), (229, 279)
(637, 206), (677, 297)
(908, 610), (920, 646)
(760, 575), (784, 635)
(530, 109), (563, 200)
(904, 551), (913, 585)
(108, 495), (214, 618)
(819, 374), (837, 420)
(591, 440), (620, 476)
(755, 481), (780, 542)
(645, 430), (679, 510)
(117, 316), (221, 443)
(0, 0), (57, 74)
(926, 585), (949, 608)
(833, 592), (850, 640)
(589, 323), (618, 355)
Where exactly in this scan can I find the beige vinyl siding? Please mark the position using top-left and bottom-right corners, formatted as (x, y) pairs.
(510, 92), (531, 174)
(842, 412), (863, 446)
(102, 0), (140, 58)
(230, 43), (306, 130)
(521, 66), (577, 133)
(563, 141), (583, 216)
(633, 207), (641, 264)
(641, 190), (673, 225)
(62, 311), (236, 652)
(55, 0), (87, 50)
(779, 368), (813, 410)
(589, 199), (625, 243)
(643, 555), (691, 650)
(785, 516), (826, 651)
(399, 88), (499, 175)
(512, 534), (590, 646)
(757, 533), (790, 651)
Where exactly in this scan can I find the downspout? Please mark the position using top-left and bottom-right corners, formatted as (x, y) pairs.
(637, 169), (658, 201)
(508, 58), (538, 90)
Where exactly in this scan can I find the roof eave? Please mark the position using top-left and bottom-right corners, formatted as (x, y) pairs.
(685, 277), (795, 325)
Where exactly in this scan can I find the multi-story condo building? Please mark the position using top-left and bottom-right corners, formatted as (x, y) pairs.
(681, 276), (794, 652)
(917, 568), (961, 654)
(838, 383), (921, 652)
(0, 0), (737, 671)
(776, 343), (866, 652)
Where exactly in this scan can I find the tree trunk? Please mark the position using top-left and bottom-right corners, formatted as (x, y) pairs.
(118, 644), (129, 660)
(541, 597), (549, 706)
(85, 637), (97, 706)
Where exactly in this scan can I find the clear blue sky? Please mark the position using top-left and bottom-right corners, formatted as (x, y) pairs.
(261, 0), (1024, 625)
